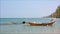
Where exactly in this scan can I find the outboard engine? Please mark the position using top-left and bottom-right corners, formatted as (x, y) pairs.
(22, 21), (26, 24)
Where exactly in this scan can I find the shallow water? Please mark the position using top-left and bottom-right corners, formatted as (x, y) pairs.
(0, 18), (60, 34)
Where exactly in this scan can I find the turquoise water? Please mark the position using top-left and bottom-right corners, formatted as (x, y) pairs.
(0, 18), (60, 34)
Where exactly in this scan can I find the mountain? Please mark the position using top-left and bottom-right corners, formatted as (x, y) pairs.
(47, 5), (60, 18)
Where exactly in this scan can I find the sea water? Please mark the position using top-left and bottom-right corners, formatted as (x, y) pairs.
(0, 18), (60, 34)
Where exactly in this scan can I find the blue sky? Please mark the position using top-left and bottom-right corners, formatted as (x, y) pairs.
(0, 0), (60, 18)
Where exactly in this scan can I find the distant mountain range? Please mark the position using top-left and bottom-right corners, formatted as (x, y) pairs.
(46, 5), (60, 18)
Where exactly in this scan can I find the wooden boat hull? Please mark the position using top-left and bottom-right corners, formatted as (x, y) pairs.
(28, 22), (54, 26)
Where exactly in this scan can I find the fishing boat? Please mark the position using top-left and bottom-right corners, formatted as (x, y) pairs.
(28, 22), (54, 26)
(22, 18), (56, 26)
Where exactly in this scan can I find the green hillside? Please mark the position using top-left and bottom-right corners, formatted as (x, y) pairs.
(48, 5), (60, 18)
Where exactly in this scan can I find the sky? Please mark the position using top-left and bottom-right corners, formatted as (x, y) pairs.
(0, 0), (60, 18)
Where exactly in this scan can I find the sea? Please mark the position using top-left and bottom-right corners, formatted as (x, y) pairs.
(0, 18), (60, 34)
